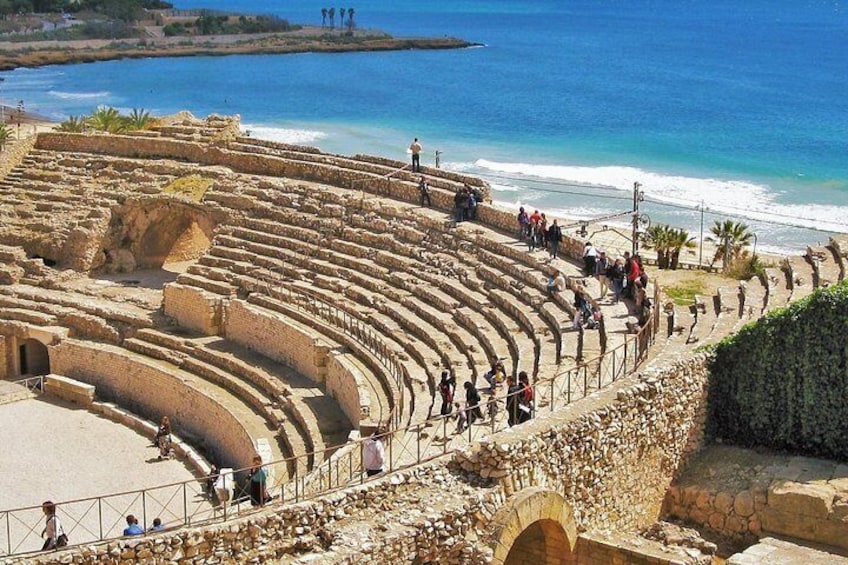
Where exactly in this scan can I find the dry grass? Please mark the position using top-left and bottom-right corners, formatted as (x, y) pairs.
(163, 175), (213, 202)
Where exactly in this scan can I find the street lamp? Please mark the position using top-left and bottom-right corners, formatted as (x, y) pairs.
(15, 99), (23, 138)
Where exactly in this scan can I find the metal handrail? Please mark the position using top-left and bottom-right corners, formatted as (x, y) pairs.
(0, 314), (657, 557)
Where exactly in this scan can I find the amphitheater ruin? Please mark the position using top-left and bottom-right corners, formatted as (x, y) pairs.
(0, 114), (846, 564)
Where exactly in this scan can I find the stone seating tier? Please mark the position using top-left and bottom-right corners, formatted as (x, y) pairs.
(783, 255), (816, 302)
(805, 245), (842, 289)
(131, 328), (346, 473)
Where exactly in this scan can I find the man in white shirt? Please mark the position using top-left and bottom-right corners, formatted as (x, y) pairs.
(363, 429), (387, 477)
(410, 138), (423, 172)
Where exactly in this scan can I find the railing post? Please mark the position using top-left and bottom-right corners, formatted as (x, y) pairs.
(6, 510), (11, 556)
(359, 441), (365, 484)
(295, 463), (300, 502)
(183, 482), (188, 526)
(550, 376), (555, 411)
(416, 424), (421, 465)
(98, 497), (103, 540)
(567, 370), (572, 404)
(442, 416), (448, 454)
(142, 491), (147, 534)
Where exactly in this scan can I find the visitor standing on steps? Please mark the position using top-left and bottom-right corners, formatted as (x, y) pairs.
(363, 428), (386, 476)
(595, 250), (610, 299)
(418, 176), (431, 207)
(410, 137), (422, 172)
(547, 219), (562, 260)
(248, 454), (267, 506)
(438, 370), (456, 416)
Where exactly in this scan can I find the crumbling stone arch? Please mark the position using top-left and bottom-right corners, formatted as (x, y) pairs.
(98, 199), (217, 273)
(489, 487), (578, 565)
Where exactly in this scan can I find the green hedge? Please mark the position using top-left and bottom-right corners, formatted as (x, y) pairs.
(707, 280), (848, 460)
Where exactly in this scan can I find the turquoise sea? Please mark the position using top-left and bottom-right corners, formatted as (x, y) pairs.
(2, 0), (847, 252)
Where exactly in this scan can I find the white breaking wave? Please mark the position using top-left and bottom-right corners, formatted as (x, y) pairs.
(48, 90), (110, 100)
(244, 124), (327, 145)
(473, 159), (848, 234)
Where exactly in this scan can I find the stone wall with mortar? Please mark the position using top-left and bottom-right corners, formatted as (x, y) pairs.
(224, 299), (370, 429)
(325, 352), (371, 429)
(453, 354), (710, 533)
(48, 338), (256, 469)
(163, 283), (224, 336)
(224, 299), (331, 384)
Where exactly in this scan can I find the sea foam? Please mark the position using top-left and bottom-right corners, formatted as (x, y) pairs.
(471, 159), (848, 234)
(48, 90), (110, 100)
(245, 124), (327, 145)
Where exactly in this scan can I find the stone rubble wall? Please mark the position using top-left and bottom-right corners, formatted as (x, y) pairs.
(47, 338), (256, 470)
(663, 451), (848, 552)
(453, 354), (711, 533)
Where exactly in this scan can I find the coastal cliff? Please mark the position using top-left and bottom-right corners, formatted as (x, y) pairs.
(0, 32), (477, 71)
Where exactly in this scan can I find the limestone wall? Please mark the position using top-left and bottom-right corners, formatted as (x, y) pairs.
(325, 352), (371, 428)
(453, 354), (711, 532)
(48, 339), (256, 469)
(224, 299), (331, 383)
(163, 283), (223, 335)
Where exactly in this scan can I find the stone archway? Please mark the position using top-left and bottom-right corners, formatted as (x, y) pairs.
(18, 338), (50, 376)
(489, 487), (578, 565)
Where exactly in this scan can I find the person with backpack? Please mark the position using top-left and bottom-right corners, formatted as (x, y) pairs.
(41, 501), (67, 551)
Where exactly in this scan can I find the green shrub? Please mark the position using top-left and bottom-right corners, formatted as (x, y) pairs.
(707, 280), (848, 460)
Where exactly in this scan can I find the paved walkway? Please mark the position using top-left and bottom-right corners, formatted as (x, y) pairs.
(0, 396), (209, 556)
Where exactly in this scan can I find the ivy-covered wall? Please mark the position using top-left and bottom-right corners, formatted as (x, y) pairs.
(707, 281), (848, 460)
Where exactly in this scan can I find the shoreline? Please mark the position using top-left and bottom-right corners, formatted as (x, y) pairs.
(0, 30), (478, 71)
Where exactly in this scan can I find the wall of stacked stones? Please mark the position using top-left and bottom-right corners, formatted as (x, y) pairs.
(0, 135), (37, 180)
(23, 462), (500, 565)
(21, 355), (712, 565)
(454, 355), (710, 533)
(47, 339), (257, 470)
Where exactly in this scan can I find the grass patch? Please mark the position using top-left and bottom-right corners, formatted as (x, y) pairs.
(665, 278), (708, 305)
(163, 175), (213, 202)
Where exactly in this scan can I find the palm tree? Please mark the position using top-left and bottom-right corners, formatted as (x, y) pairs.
(328, 7), (335, 28)
(347, 7), (355, 30)
(666, 227), (696, 270)
(642, 224), (672, 269)
(124, 108), (154, 131)
(0, 123), (12, 152)
(339, 8), (345, 28)
(321, 8), (327, 27)
(57, 115), (86, 133)
(87, 106), (125, 134)
(707, 219), (753, 270)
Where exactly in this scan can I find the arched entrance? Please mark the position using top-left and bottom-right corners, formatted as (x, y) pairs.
(18, 338), (50, 376)
(489, 487), (577, 565)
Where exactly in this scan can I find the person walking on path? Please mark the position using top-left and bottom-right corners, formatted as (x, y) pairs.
(363, 429), (386, 476)
(547, 219), (562, 260)
(583, 242), (598, 276)
(41, 501), (67, 551)
(505, 375), (522, 427)
(418, 176), (431, 207)
(248, 454), (268, 506)
(410, 138), (422, 172)
(464, 381), (484, 425)
(595, 250), (610, 299)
